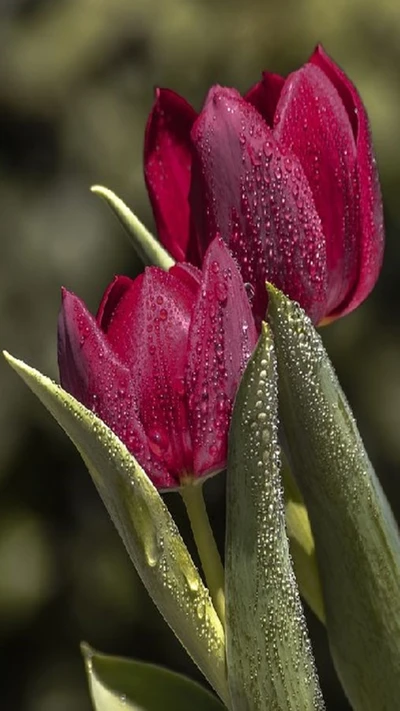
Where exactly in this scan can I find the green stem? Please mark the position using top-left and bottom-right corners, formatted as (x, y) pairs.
(181, 481), (226, 627)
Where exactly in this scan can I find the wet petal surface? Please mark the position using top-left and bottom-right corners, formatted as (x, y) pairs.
(191, 87), (328, 325)
(186, 237), (258, 476)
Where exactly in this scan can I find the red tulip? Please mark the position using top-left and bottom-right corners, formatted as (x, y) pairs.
(144, 45), (384, 326)
(58, 238), (257, 490)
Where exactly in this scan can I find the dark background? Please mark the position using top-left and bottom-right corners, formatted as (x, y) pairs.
(0, 1), (399, 709)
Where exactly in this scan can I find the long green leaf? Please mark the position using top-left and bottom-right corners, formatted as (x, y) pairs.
(4, 352), (228, 705)
(226, 325), (324, 711)
(91, 185), (174, 269)
(268, 285), (400, 711)
(82, 643), (226, 711)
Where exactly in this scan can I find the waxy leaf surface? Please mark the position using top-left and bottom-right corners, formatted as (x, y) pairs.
(225, 325), (324, 711)
(4, 352), (228, 705)
(268, 286), (400, 711)
(82, 644), (226, 711)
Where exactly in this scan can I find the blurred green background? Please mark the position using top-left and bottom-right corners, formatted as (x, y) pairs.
(0, 1), (399, 709)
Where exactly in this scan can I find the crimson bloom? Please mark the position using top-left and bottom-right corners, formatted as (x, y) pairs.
(58, 238), (257, 490)
(145, 44), (384, 326)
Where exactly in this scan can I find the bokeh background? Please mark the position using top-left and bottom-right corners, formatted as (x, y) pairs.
(0, 1), (399, 709)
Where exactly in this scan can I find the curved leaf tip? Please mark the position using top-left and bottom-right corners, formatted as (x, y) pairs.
(3, 350), (228, 704)
(81, 642), (226, 711)
(91, 185), (175, 269)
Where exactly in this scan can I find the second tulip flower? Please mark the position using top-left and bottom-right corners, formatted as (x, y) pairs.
(144, 45), (384, 326)
(58, 238), (257, 490)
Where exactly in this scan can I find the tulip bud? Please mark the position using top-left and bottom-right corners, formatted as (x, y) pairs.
(57, 237), (257, 489)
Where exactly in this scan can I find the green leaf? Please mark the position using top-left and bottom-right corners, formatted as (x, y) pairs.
(226, 324), (324, 711)
(4, 353), (228, 705)
(268, 285), (400, 711)
(282, 455), (325, 624)
(82, 643), (226, 711)
(91, 185), (175, 270)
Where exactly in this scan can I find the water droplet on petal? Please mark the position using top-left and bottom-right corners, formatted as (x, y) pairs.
(148, 426), (169, 458)
(215, 280), (228, 304)
(264, 140), (273, 158)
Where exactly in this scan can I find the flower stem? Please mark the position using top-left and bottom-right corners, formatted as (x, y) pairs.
(181, 481), (225, 627)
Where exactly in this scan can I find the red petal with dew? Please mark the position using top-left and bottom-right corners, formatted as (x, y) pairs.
(58, 288), (175, 489)
(274, 62), (359, 314)
(186, 237), (258, 477)
(245, 72), (285, 127)
(100, 269), (198, 483)
(144, 88), (197, 262)
(309, 44), (384, 317)
(190, 86), (328, 325)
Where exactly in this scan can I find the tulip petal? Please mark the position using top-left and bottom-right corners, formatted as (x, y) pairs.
(58, 288), (174, 489)
(169, 262), (202, 293)
(190, 87), (328, 325)
(309, 45), (358, 144)
(186, 237), (258, 477)
(144, 88), (197, 262)
(309, 45), (384, 316)
(245, 72), (285, 127)
(96, 275), (134, 330)
(101, 268), (197, 482)
(273, 63), (359, 314)
(58, 288), (129, 408)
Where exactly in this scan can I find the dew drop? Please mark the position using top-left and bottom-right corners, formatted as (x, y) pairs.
(264, 140), (273, 158)
(147, 426), (169, 458)
(144, 533), (159, 568)
(197, 599), (206, 619)
(215, 280), (228, 304)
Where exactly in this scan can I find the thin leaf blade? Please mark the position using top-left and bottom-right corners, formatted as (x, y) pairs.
(4, 352), (228, 704)
(91, 185), (174, 269)
(226, 325), (324, 711)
